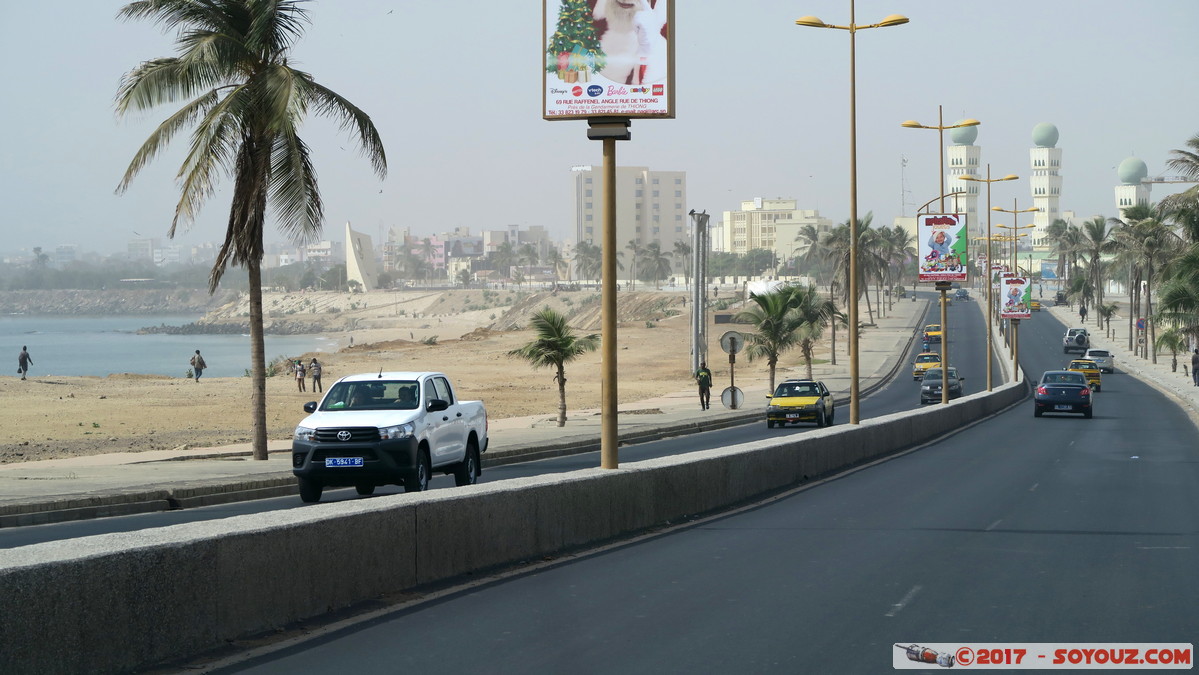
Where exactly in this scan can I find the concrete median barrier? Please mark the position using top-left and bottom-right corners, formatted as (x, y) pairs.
(0, 381), (1026, 675)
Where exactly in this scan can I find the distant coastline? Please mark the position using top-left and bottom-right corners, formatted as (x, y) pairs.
(0, 289), (237, 316)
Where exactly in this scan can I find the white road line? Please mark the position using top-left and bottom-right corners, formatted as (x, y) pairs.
(985, 519), (1003, 531)
(1029, 482), (1039, 491)
(886, 585), (923, 617)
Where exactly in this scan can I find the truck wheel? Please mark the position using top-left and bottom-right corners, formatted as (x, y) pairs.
(454, 442), (480, 487)
(298, 477), (323, 503)
(355, 484), (376, 496)
(405, 450), (431, 493)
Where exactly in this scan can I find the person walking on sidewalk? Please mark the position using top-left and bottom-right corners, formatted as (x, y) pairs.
(1079, 304), (1088, 323)
(189, 349), (206, 382)
(1192, 348), (1199, 387)
(694, 361), (713, 410)
(17, 345), (32, 380)
(309, 358), (323, 393)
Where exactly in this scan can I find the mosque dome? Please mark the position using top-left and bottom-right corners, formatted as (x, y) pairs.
(1117, 156), (1149, 185)
(950, 123), (978, 145)
(1031, 122), (1059, 148)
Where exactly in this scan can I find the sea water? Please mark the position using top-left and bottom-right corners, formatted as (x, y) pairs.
(1, 315), (337, 378)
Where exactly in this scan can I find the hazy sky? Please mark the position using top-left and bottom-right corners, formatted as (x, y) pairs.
(2, 1), (1195, 257)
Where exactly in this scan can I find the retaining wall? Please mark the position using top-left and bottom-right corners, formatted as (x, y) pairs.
(0, 381), (1026, 675)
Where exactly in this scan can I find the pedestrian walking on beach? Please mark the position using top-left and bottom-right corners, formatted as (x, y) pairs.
(189, 349), (206, 382)
(309, 358), (323, 393)
(17, 345), (32, 380)
(694, 361), (713, 410)
(1191, 348), (1199, 387)
(294, 360), (306, 392)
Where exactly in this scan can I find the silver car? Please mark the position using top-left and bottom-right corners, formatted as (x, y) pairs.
(1083, 348), (1114, 373)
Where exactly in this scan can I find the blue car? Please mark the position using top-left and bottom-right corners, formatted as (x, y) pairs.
(1034, 370), (1093, 418)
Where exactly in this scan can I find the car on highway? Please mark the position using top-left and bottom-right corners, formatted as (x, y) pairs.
(954, 288), (970, 301)
(766, 379), (835, 428)
(919, 367), (964, 404)
(1067, 359), (1102, 391)
(912, 352), (941, 380)
(1063, 327), (1091, 354)
(923, 323), (943, 343)
(1034, 370), (1093, 418)
(1030, 300), (1042, 311)
(1083, 348), (1115, 373)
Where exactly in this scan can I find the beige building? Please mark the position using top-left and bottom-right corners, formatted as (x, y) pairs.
(572, 165), (687, 281)
(719, 198), (834, 264)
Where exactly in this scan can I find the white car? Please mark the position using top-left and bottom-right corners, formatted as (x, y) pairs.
(1083, 348), (1115, 374)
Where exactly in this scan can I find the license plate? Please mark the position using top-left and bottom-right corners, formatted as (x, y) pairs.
(786, 413), (800, 419)
(325, 457), (364, 467)
(1054, 404), (1072, 411)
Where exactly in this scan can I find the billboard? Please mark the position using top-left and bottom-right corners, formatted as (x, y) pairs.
(543, 0), (675, 120)
(917, 214), (968, 283)
(999, 276), (1032, 319)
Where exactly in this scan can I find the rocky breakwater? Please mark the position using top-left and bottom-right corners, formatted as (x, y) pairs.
(137, 317), (329, 335)
(0, 288), (236, 315)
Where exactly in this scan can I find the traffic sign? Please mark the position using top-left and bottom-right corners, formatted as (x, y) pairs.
(719, 331), (745, 355)
(720, 386), (744, 410)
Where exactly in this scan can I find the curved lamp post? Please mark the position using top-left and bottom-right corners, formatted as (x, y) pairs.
(993, 199), (1038, 382)
(960, 167), (1018, 391)
(796, 4), (908, 424)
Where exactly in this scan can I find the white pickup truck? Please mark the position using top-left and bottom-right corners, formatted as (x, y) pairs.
(291, 371), (487, 502)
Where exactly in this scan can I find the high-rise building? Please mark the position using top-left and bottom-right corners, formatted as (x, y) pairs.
(946, 124), (981, 237)
(719, 198), (834, 264)
(572, 165), (687, 281)
(1029, 122), (1063, 248)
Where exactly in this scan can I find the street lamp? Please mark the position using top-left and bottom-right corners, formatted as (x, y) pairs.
(960, 167), (1018, 391)
(796, 3), (908, 424)
(902, 107), (979, 405)
(993, 200), (1039, 382)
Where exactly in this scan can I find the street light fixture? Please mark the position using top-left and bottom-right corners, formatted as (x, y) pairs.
(796, 2), (908, 425)
(960, 167), (1018, 391)
(902, 106), (979, 405)
(993, 200), (1039, 382)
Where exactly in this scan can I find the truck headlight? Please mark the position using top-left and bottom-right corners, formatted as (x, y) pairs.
(293, 426), (316, 442)
(379, 422), (415, 440)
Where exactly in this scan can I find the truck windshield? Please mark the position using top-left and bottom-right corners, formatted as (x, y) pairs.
(320, 381), (421, 411)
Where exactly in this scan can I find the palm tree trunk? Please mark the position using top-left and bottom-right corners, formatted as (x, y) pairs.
(1147, 264), (1156, 364)
(556, 366), (567, 427)
(249, 260), (268, 460)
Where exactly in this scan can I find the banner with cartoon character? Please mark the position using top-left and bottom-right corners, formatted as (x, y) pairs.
(543, 0), (675, 120)
(999, 276), (1032, 319)
(917, 214), (968, 283)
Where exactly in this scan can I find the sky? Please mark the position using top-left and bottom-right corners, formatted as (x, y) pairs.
(1, 0), (1196, 258)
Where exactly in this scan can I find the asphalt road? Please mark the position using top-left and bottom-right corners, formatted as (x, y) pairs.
(0, 293), (993, 549)
(208, 303), (1199, 673)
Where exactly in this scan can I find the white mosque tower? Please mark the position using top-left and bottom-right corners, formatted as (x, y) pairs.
(945, 122), (981, 237)
(1114, 156), (1150, 219)
(1029, 122), (1062, 249)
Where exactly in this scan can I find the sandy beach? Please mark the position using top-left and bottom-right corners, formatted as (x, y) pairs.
(0, 287), (836, 464)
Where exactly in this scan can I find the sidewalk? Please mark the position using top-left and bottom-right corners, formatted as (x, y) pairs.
(1047, 298), (1199, 420)
(0, 298), (927, 527)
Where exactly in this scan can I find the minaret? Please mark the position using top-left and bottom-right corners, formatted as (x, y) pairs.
(946, 123), (981, 237)
(1029, 122), (1062, 249)
(1114, 156), (1150, 219)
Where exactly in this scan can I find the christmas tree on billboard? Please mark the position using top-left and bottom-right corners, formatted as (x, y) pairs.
(546, 0), (605, 83)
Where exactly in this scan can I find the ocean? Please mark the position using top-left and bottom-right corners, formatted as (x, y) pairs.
(2, 315), (337, 378)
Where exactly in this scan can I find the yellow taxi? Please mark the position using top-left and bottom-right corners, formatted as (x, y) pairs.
(923, 324), (943, 343)
(912, 352), (941, 380)
(766, 379), (835, 428)
(1067, 359), (1102, 392)
(1031, 300), (1042, 311)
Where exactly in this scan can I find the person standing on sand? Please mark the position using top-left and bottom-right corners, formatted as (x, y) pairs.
(18, 345), (32, 380)
(309, 358), (323, 393)
(189, 349), (206, 382)
(294, 360), (306, 392)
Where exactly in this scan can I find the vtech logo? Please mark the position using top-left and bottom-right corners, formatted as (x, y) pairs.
(587, 84), (603, 97)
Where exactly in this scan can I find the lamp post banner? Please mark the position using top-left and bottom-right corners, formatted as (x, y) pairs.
(999, 276), (1032, 319)
(918, 213), (969, 283)
(543, 0), (675, 120)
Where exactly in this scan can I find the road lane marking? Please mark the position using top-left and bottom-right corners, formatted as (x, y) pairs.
(985, 519), (1003, 531)
(886, 585), (922, 617)
(1029, 482), (1039, 491)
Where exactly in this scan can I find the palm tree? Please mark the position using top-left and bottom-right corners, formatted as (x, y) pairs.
(492, 241), (516, 282)
(574, 241), (602, 284)
(420, 238), (438, 282)
(672, 240), (692, 288)
(544, 246), (568, 287)
(792, 224), (828, 286)
(1076, 216), (1117, 326)
(456, 268), (472, 288)
(508, 308), (599, 427)
(1158, 133), (1199, 218)
(115, 0), (386, 460)
(784, 284), (837, 380)
(1044, 218), (1071, 284)
(625, 239), (645, 290)
(1154, 326), (1189, 373)
(518, 243), (540, 272)
(734, 289), (804, 392)
(640, 241), (673, 289)
(1114, 213), (1183, 362)
(820, 214), (877, 324)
